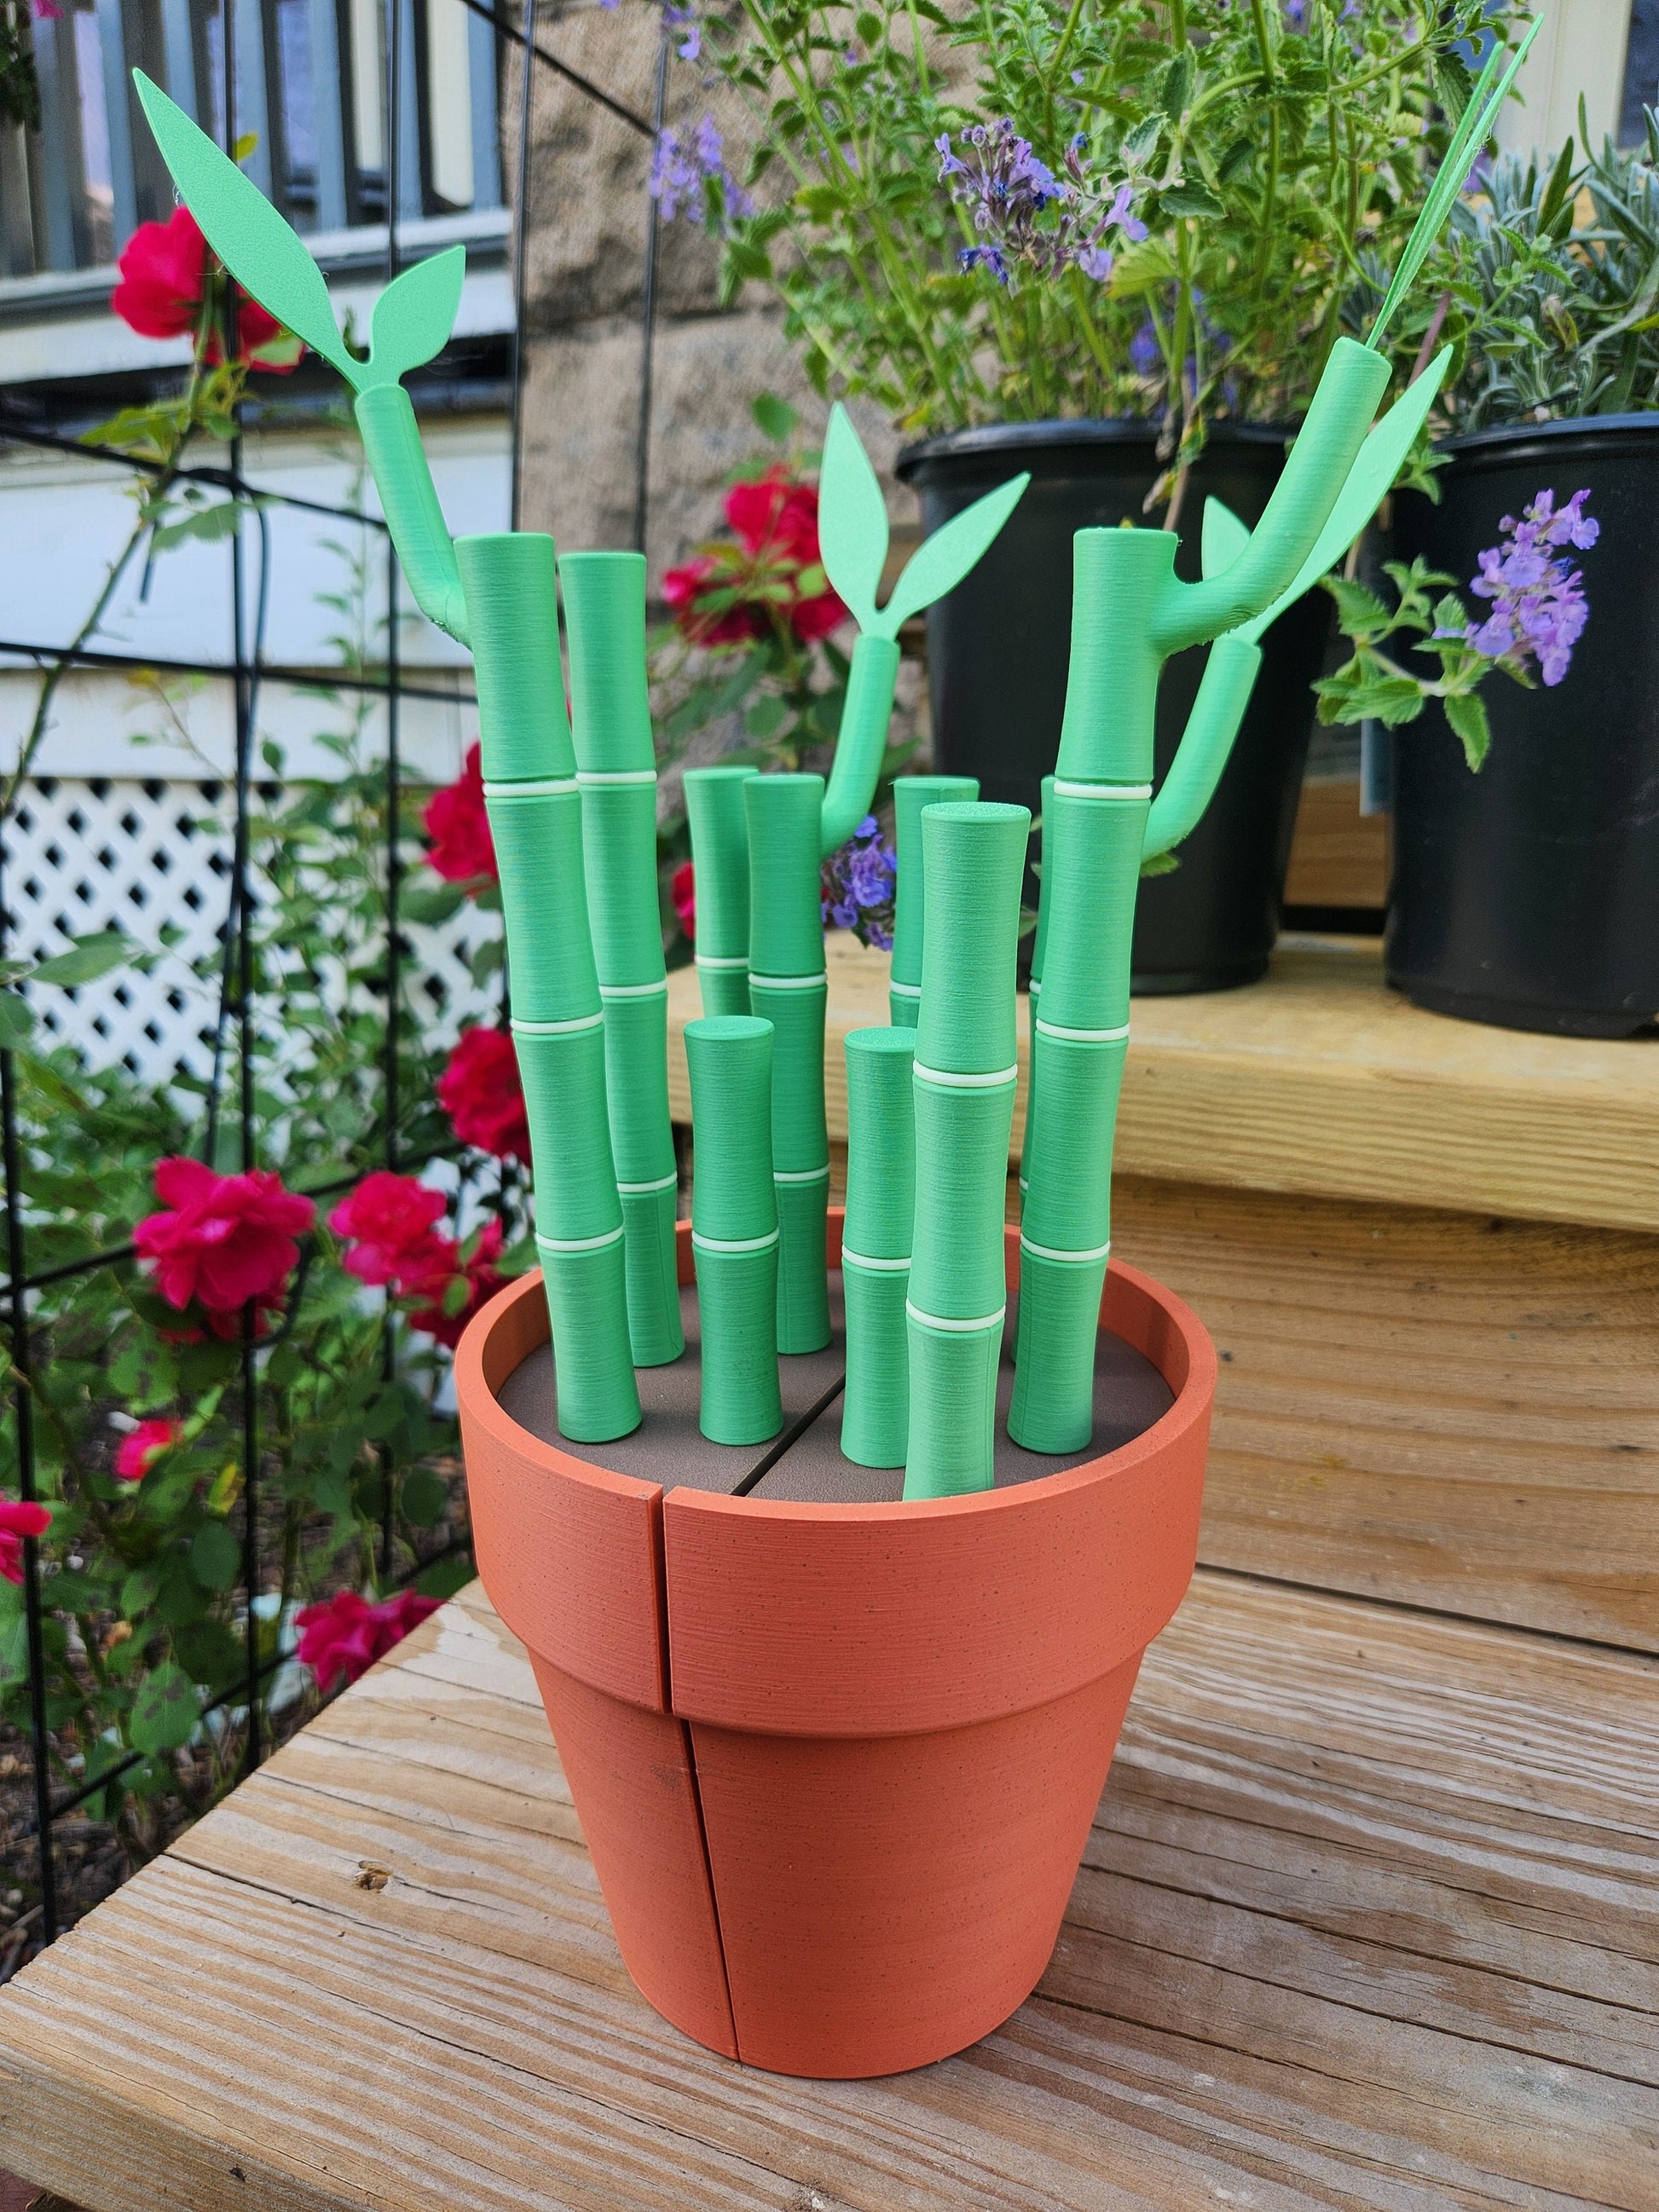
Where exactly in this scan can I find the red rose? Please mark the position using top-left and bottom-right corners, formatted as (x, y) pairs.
(725, 466), (821, 563)
(330, 1172), (449, 1290)
(791, 586), (850, 642)
(671, 860), (696, 939)
(295, 1586), (442, 1695)
(114, 1418), (182, 1483)
(422, 742), (498, 887)
(437, 1028), (530, 1161)
(404, 1218), (506, 1349)
(662, 553), (770, 648)
(113, 207), (301, 373)
(135, 1157), (315, 1319)
(0, 1498), (50, 1587)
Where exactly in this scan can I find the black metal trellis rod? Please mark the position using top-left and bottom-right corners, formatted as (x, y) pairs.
(3, 0), (665, 1958)
(381, 0), (405, 1581)
(0, 638), (473, 708)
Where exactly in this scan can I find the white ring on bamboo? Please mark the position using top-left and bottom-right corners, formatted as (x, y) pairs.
(576, 769), (657, 785)
(749, 972), (829, 991)
(1034, 1018), (1130, 1043)
(1020, 1233), (1112, 1264)
(536, 1227), (624, 1255)
(691, 1228), (780, 1255)
(617, 1172), (678, 1195)
(483, 777), (577, 800)
(912, 1060), (1017, 1089)
(905, 1299), (1006, 1333)
(888, 979), (921, 998)
(773, 1165), (830, 1183)
(841, 1249), (910, 1272)
(1052, 778), (1153, 801)
(695, 953), (749, 970)
(512, 1010), (604, 1036)
(598, 979), (668, 999)
(1028, 977), (1042, 994)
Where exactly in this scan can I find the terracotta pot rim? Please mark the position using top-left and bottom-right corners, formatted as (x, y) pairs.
(456, 1218), (1216, 1527)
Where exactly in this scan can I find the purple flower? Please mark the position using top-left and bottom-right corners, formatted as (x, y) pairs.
(1130, 317), (1161, 377)
(664, 3), (700, 59)
(651, 114), (751, 226)
(821, 817), (897, 952)
(1442, 488), (1597, 689)
(938, 118), (1141, 288)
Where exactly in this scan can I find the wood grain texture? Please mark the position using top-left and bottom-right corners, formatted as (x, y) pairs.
(1107, 1175), (1659, 1652)
(0, 1576), (1654, 2212)
(668, 934), (1659, 1233)
(1282, 778), (1388, 911)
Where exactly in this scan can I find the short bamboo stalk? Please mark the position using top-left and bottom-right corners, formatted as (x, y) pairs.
(904, 800), (1029, 1501)
(840, 1026), (916, 1468)
(685, 1015), (783, 1445)
(560, 551), (683, 1369)
(745, 772), (832, 1355)
(684, 765), (758, 1017)
(457, 532), (640, 1444)
(888, 775), (977, 1026)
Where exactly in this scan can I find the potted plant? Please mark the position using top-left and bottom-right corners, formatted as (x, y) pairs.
(133, 37), (1513, 2075)
(682, 0), (1523, 989)
(1319, 123), (1658, 1035)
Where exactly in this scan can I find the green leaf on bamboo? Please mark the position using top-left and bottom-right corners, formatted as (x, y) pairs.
(817, 402), (889, 632)
(364, 246), (466, 388)
(1201, 497), (1251, 580)
(132, 72), (359, 384)
(876, 471), (1030, 638)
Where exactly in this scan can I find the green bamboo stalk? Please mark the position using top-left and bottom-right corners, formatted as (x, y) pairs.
(560, 551), (683, 1370)
(685, 1015), (783, 1446)
(684, 765), (758, 1016)
(458, 534), (641, 1443)
(888, 774), (977, 1026)
(819, 634), (903, 853)
(1011, 336), (1390, 1454)
(1017, 771), (1055, 1200)
(904, 800), (1029, 1502)
(745, 772), (831, 1354)
(841, 1026), (916, 1468)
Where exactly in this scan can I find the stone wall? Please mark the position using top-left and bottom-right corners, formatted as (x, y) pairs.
(506, 0), (910, 591)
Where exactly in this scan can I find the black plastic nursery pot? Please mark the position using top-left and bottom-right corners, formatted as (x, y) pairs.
(895, 420), (1333, 993)
(1390, 414), (1659, 1037)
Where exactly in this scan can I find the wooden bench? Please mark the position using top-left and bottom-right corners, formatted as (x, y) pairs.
(0, 934), (1654, 2209)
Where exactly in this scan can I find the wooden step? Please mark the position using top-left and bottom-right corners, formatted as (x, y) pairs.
(0, 1579), (1652, 2210)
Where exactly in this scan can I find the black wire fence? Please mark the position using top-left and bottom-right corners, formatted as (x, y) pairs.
(2, 0), (668, 1951)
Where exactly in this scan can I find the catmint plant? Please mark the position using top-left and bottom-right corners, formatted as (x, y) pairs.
(650, 113), (751, 227)
(820, 815), (897, 951)
(662, 0), (1517, 475)
(1315, 488), (1599, 768)
(936, 122), (1146, 286)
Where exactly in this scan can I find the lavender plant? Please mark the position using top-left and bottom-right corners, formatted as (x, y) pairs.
(1315, 487), (1599, 766)
(650, 0), (1521, 482)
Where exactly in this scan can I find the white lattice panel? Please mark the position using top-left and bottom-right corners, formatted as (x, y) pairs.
(3, 777), (502, 1090)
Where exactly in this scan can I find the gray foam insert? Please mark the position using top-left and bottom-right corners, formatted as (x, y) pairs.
(748, 1297), (1174, 1503)
(494, 1278), (846, 1495)
(492, 1279), (1174, 1506)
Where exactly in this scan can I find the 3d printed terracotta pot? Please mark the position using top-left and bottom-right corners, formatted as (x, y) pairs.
(896, 421), (1333, 992)
(1390, 414), (1659, 1037)
(456, 1211), (1216, 2079)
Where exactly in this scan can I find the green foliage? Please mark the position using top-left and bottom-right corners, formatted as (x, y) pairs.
(1385, 115), (1659, 429)
(1315, 555), (1512, 768)
(0, 0), (40, 133)
(0, 494), (501, 1880)
(697, 0), (1519, 472)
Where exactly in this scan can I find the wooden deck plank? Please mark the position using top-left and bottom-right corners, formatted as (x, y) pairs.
(1109, 1176), (1659, 1652)
(668, 934), (1659, 1234)
(0, 1578), (1654, 2212)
